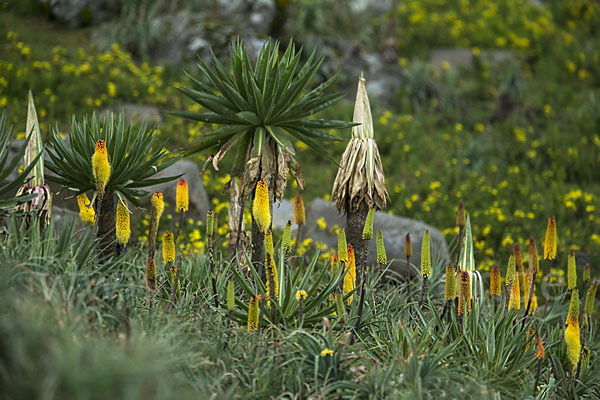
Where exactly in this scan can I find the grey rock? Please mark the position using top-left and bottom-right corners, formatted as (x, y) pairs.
(51, 205), (82, 232)
(39, 0), (114, 27)
(142, 161), (210, 221)
(273, 198), (450, 277)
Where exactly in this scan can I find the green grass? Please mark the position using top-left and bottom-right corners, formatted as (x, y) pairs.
(1, 215), (598, 398)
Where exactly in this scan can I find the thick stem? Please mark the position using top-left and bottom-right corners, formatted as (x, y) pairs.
(345, 202), (369, 264)
(97, 191), (115, 260)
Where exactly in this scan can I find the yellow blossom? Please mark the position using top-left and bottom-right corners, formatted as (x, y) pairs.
(91, 140), (110, 196)
(162, 231), (175, 263)
(115, 199), (131, 246)
(176, 178), (189, 212)
(320, 348), (333, 357)
(77, 193), (95, 225)
(252, 180), (271, 232)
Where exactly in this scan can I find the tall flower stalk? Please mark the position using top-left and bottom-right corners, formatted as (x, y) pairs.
(206, 209), (218, 308)
(441, 265), (456, 322)
(294, 193), (305, 251)
(564, 289), (581, 375)
(331, 75), (388, 260)
(174, 178), (189, 242)
(404, 233), (412, 297)
(491, 265), (501, 312)
(505, 255), (516, 314)
(524, 237), (539, 317)
(455, 200), (466, 267)
(419, 230), (431, 309)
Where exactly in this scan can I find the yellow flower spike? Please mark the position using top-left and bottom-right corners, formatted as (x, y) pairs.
(362, 208), (374, 240)
(514, 244), (526, 299)
(162, 231), (175, 263)
(567, 250), (577, 290)
(176, 178), (189, 212)
(544, 216), (557, 260)
(77, 193), (95, 225)
(91, 140), (111, 197)
(536, 333), (545, 360)
(282, 220), (292, 253)
(206, 209), (214, 238)
(337, 229), (348, 263)
(458, 270), (471, 315)
(247, 296), (259, 332)
(584, 282), (597, 315)
(404, 233), (412, 258)
(320, 348), (333, 357)
(331, 252), (339, 276)
(265, 253), (279, 300)
(151, 192), (164, 219)
(528, 237), (539, 274)
(456, 200), (466, 228)
(227, 280), (235, 312)
(264, 229), (274, 256)
(506, 255), (516, 286)
(294, 193), (305, 225)
(377, 230), (387, 265)
(509, 272), (521, 310)
(115, 199), (131, 246)
(145, 256), (156, 291)
(296, 289), (307, 301)
(343, 245), (356, 305)
(252, 180), (271, 233)
(583, 263), (590, 284)
(564, 289), (580, 372)
(421, 230), (431, 278)
(491, 265), (501, 297)
(445, 265), (456, 301)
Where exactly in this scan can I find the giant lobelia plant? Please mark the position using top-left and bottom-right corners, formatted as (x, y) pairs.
(172, 39), (353, 263)
(331, 75), (389, 260)
(46, 113), (180, 257)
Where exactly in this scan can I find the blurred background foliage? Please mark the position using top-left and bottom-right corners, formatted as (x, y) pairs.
(1, 0), (599, 271)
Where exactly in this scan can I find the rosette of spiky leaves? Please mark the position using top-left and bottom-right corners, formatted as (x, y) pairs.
(46, 112), (180, 206)
(172, 39), (353, 202)
(0, 112), (42, 216)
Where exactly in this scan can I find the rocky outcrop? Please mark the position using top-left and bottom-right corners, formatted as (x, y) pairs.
(273, 198), (450, 277)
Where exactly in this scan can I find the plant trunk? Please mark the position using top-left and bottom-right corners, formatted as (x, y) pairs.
(346, 202), (369, 263)
(97, 191), (115, 260)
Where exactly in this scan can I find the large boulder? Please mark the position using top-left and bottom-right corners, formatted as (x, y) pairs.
(273, 198), (450, 277)
(142, 160), (210, 221)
